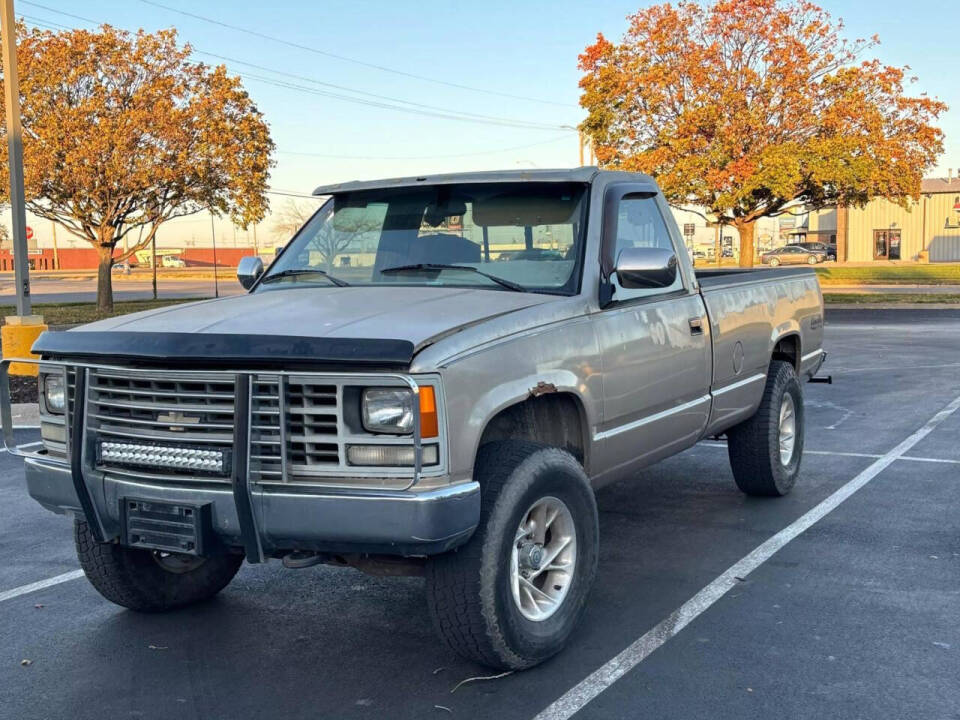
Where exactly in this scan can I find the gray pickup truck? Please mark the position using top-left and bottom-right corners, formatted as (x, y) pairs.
(5, 168), (825, 670)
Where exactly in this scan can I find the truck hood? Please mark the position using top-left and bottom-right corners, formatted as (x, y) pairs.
(73, 286), (558, 350)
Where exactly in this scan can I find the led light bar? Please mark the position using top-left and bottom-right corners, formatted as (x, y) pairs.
(98, 441), (230, 476)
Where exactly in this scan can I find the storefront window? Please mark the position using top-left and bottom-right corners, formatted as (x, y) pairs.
(873, 229), (902, 260)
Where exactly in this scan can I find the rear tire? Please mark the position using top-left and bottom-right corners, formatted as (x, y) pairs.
(75, 519), (243, 612)
(425, 441), (598, 670)
(727, 360), (804, 496)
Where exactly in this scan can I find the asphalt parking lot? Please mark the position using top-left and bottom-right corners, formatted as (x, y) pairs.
(1, 308), (959, 720)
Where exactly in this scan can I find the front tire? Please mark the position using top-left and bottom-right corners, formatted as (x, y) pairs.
(75, 519), (243, 612)
(807, 255), (818, 265)
(727, 360), (804, 496)
(425, 441), (599, 670)
(768, 258), (780, 267)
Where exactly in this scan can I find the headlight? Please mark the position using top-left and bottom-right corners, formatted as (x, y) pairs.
(362, 388), (414, 434)
(42, 373), (66, 414)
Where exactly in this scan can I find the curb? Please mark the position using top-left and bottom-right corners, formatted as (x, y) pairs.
(825, 303), (960, 310)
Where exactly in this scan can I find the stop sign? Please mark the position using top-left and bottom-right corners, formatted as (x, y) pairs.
(25, 226), (33, 240)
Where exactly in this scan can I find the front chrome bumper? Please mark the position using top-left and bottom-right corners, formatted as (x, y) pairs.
(25, 455), (479, 556)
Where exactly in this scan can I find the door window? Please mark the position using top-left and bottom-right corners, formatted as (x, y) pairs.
(611, 196), (683, 300)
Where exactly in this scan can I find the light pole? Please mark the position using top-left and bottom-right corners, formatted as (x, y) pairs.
(1, 0), (47, 376)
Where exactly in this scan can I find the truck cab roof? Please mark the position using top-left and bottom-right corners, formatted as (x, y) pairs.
(311, 167), (656, 196)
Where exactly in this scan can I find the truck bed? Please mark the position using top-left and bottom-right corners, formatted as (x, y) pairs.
(694, 265), (824, 436)
(694, 266), (815, 289)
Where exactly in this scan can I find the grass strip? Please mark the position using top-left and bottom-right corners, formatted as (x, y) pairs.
(815, 265), (960, 285)
(0, 297), (205, 327)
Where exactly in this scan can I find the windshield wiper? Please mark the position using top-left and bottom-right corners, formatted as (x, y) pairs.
(380, 263), (527, 293)
(260, 268), (350, 287)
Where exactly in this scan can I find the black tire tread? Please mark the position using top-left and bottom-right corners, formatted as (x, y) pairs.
(425, 441), (597, 669)
(75, 519), (243, 612)
(727, 360), (803, 497)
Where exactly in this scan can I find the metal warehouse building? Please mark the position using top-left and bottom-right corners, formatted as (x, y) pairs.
(806, 174), (960, 263)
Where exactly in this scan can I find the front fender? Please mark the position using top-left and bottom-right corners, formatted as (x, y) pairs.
(433, 319), (603, 484)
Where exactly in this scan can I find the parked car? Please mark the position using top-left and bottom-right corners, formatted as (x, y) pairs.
(789, 241), (836, 261)
(761, 245), (821, 266)
(110, 261), (131, 274)
(161, 255), (186, 268)
(13, 169), (826, 671)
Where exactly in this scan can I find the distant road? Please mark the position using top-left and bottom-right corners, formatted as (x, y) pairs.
(0, 276), (244, 304)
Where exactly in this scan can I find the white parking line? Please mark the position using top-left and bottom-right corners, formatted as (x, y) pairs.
(0, 441), (43, 455)
(0, 569), (85, 604)
(534, 393), (960, 720)
(697, 443), (960, 465)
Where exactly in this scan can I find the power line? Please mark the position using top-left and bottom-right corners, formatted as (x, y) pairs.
(21, 13), (69, 31)
(19, 14), (575, 160)
(137, 0), (575, 109)
(238, 71), (570, 131)
(276, 134), (572, 161)
(21, 2), (576, 133)
(20, 2), (96, 26)
(195, 50), (573, 131)
(265, 188), (324, 199)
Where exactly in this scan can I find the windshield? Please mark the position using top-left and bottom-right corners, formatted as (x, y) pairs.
(261, 182), (588, 294)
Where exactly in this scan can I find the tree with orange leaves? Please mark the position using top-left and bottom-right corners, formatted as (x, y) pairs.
(0, 24), (274, 310)
(578, 0), (946, 266)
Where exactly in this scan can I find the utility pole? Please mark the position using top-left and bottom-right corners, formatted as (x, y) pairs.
(2, 0), (30, 316)
(1, 0), (47, 376)
(209, 212), (219, 298)
(147, 226), (157, 300)
(50, 221), (59, 270)
(578, 131), (584, 167)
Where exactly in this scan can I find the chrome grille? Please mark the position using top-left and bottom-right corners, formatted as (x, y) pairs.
(45, 366), (441, 488)
(249, 375), (283, 481)
(66, 367), (77, 427)
(286, 380), (341, 474)
(88, 370), (235, 481)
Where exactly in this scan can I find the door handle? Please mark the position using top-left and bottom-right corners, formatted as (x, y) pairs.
(688, 317), (704, 335)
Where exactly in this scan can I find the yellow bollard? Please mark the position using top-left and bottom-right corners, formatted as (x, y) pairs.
(2, 315), (48, 377)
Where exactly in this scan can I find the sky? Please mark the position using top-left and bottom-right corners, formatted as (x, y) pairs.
(14, 0), (960, 247)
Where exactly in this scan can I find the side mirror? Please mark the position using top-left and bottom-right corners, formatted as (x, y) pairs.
(237, 256), (264, 290)
(614, 247), (678, 289)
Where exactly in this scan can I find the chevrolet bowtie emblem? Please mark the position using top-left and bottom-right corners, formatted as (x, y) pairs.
(157, 411), (202, 431)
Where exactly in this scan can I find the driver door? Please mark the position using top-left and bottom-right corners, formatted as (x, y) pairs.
(593, 189), (711, 480)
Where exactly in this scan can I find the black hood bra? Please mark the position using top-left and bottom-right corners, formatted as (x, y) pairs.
(32, 331), (415, 371)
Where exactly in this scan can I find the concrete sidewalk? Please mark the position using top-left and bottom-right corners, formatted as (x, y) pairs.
(6, 403), (39, 427)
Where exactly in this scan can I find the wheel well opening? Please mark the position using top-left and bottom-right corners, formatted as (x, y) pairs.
(478, 393), (586, 467)
(772, 334), (800, 372)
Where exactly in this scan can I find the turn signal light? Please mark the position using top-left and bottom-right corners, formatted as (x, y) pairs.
(419, 386), (439, 439)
